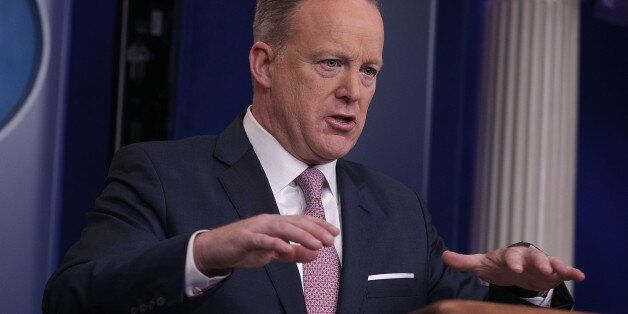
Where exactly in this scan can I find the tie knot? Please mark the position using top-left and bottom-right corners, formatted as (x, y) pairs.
(296, 167), (326, 202)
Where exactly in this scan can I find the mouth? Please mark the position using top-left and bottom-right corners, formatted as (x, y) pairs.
(333, 115), (354, 123)
(325, 114), (357, 132)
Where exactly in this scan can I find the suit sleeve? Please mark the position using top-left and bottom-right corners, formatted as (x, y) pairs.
(416, 193), (574, 309)
(415, 193), (490, 303)
(43, 145), (194, 314)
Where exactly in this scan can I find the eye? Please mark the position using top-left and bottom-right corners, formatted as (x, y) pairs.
(361, 66), (378, 78)
(322, 59), (341, 68)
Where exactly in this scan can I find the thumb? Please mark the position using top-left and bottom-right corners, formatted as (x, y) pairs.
(442, 250), (482, 272)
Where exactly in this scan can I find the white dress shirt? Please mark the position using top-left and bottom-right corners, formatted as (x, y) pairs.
(184, 106), (342, 297)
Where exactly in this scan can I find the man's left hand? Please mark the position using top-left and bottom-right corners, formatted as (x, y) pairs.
(442, 247), (585, 292)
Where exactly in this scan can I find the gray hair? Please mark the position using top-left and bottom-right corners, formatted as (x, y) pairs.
(253, 0), (381, 51)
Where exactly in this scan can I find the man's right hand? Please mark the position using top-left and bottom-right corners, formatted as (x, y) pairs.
(193, 214), (339, 276)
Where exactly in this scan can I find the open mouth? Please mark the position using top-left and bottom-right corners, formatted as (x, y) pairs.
(332, 115), (354, 123)
(326, 114), (357, 132)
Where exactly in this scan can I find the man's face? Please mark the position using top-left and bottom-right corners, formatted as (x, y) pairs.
(263, 0), (384, 164)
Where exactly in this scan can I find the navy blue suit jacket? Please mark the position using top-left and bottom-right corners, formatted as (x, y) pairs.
(43, 115), (570, 313)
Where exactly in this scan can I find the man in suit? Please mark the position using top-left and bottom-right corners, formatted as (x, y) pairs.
(43, 0), (585, 313)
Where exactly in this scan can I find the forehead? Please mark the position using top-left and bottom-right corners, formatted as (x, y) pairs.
(287, 0), (384, 63)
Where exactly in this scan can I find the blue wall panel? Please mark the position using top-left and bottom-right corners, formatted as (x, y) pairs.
(429, 0), (485, 252)
(58, 0), (118, 260)
(346, 0), (435, 197)
(173, 1), (255, 138)
(574, 2), (628, 312)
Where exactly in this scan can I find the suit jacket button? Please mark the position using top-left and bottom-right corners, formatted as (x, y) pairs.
(192, 287), (203, 295)
(156, 297), (166, 306)
(139, 304), (147, 313)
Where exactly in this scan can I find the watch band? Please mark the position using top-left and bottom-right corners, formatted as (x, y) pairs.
(508, 241), (544, 253)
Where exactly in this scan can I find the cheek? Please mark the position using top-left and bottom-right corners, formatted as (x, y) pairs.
(359, 96), (373, 120)
(362, 85), (377, 110)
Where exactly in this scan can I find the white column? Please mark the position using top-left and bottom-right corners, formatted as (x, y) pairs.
(472, 0), (580, 268)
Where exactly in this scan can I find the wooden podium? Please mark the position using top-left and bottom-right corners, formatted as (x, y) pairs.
(411, 300), (594, 314)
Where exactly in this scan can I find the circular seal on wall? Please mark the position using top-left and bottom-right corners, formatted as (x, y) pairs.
(0, 0), (42, 131)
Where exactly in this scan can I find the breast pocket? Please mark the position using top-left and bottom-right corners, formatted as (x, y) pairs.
(365, 275), (418, 298)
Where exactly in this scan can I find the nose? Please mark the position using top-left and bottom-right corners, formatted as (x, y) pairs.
(335, 70), (360, 103)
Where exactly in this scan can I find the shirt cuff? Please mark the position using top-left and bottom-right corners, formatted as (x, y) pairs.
(522, 288), (554, 307)
(184, 230), (231, 298)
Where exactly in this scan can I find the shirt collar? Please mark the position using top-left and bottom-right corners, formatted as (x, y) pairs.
(243, 106), (338, 197)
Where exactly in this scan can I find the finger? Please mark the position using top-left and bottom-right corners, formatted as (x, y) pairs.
(250, 233), (294, 255)
(549, 257), (586, 282)
(288, 244), (320, 263)
(548, 257), (574, 278)
(253, 215), (337, 248)
(442, 251), (484, 272)
(504, 248), (525, 273)
(285, 215), (338, 246)
(528, 249), (553, 275)
(264, 220), (324, 250)
(302, 215), (341, 236)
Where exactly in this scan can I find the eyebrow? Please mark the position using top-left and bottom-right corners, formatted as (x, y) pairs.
(311, 49), (383, 67)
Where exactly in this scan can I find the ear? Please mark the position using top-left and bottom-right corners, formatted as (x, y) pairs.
(249, 41), (274, 89)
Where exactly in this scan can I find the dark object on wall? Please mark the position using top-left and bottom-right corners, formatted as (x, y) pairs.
(115, 0), (176, 148)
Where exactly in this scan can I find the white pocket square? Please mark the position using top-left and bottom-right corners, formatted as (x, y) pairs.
(367, 273), (415, 281)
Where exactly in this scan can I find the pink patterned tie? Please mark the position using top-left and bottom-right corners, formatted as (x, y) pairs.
(296, 167), (341, 314)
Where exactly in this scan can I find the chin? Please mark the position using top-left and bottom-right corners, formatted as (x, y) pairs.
(319, 143), (354, 161)
(307, 134), (358, 162)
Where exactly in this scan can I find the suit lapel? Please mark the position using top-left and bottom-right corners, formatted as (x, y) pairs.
(336, 161), (373, 314)
(215, 115), (306, 314)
